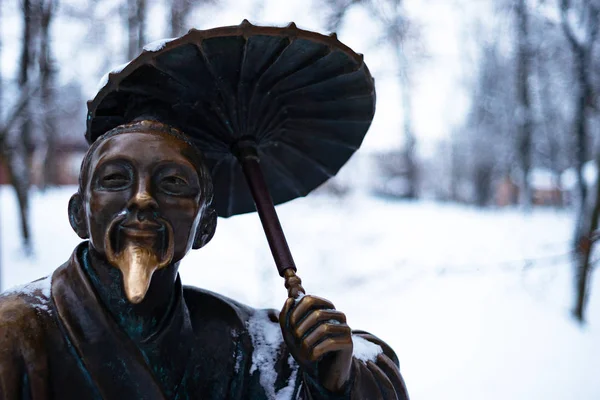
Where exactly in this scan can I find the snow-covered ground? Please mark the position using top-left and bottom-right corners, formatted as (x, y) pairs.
(1, 186), (598, 400)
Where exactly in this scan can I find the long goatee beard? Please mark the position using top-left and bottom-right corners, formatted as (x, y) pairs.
(105, 217), (174, 304)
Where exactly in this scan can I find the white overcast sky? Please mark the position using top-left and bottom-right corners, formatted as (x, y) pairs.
(1, 0), (492, 153)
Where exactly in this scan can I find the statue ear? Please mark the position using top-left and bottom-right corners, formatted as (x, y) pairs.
(68, 193), (89, 239)
(193, 206), (217, 249)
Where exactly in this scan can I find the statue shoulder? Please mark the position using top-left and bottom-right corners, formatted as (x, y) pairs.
(349, 330), (410, 400)
(351, 330), (400, 367)
(182, 285), (259, 326)
(0, 277), (54, 353)
(0, 276), (53, 321)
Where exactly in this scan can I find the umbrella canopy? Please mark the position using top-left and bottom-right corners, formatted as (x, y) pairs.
(86, 21), (376, 218)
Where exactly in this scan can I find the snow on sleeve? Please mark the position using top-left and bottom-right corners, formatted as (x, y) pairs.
(143, 38), (177, 52)
(275, 355), (300, 400)
(352, 334), (383, 363)
(1, 275), (53, 314)
(247, 310), (299, 400)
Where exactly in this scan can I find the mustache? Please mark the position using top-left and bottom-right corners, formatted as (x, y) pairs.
(104, 211), (172, 255)
(103, 210), (175, 304)
(116, 210), (163, 229)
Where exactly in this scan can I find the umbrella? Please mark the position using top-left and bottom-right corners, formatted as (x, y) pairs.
(86, 21), (376, 297)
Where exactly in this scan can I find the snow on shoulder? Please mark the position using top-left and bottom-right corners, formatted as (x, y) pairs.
(1, 275), (52, 314)
(352, 334), (383, 363)
(247, 309), (299, 399)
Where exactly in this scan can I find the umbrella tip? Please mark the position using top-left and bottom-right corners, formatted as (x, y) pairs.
(329, 32), (338, 39)
(241, 19), (252, 26)
(287, 22), (297, 29)
(357, 53), (364, 62)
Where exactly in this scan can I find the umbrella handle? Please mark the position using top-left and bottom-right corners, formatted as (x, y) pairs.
(284, 269), (306, 299)
(235, 141), (306, 299)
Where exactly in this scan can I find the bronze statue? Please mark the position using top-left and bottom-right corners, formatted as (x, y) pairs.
(0, 23), (409, 399)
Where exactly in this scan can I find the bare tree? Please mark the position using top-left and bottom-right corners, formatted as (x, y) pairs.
(11, 0), (41, 251)
(560, 0), (600, 322)
(324, 0), (419, 198)
(528, 9), (574, 206)
(39, 0), (58, 188)
(464, 43), (517, 206)
(170, 0), (191, 37)
(515, 0), (534, 208)
(19, 0), (36, 169)
(127, 0), (147, 59)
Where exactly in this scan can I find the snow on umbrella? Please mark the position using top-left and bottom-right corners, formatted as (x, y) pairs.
(86, 21), (376, 296)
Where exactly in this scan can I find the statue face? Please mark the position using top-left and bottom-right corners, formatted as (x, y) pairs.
(78, 131), (207, 302)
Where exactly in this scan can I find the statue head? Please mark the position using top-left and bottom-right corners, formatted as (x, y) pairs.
(68, 120), (217, 304)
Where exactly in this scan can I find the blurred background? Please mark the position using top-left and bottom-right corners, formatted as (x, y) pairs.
(1, 0), (600, 398)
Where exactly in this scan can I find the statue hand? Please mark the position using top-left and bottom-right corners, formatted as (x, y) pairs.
(279, 295), (353, 393)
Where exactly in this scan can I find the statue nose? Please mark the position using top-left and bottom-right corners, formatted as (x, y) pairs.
(128, 181), (158, 211)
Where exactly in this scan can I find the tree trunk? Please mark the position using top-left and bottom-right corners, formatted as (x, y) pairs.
(571, 55), (595, 322)
(395, 41), (418, 199)
(19, 0), (35, 168)
(15, 0), (34, 250)
(572, 155), (600, 321)
(170, 0), (190, 37)
(561, 0), (600, 322)
(515, 0), (533, 209)
(127, 0), (146, 59)
(39, 0), (58, 188)
(473, 163), (493, 207)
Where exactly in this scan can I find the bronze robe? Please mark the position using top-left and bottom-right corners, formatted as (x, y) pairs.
(0, 244), (409, 399)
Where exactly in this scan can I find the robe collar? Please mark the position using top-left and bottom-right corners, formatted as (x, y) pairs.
(51, 243), (194, 399)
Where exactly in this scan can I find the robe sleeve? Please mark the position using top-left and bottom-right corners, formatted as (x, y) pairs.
(0, 294), (50, 400)
(301, 331), (409, 400)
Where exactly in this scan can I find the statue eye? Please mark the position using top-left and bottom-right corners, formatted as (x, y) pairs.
(159, 176), (190, 194)
(101, 172), (130, 189)
(163, 176), (187, 186)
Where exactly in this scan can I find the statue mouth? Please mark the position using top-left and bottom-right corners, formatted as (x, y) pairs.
(104, 212), (175, 304)
(120, 221), (164, 239)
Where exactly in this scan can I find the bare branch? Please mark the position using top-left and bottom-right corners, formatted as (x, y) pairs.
(0, 84), (40, 143)
(323, 0), (369, 31)
(560, 0), (584, 51)
(588, 3), (600, 44)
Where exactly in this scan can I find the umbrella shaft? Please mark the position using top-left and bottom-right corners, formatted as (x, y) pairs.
(238, 154), (296, 277)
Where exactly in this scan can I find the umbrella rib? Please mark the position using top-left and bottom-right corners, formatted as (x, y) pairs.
(227, 159), (237, 218)
(237, 37), (256, 135)
(149, 63), (237, 140)
(256, 105), (288, 142)
(247, 43), (330, 136)
(263, 155), (306, 198)
(245, 39), (291, 137)
(255, 70), (370, 136)
(275, 69), (368, 101)
(276, 140), (336, 178)
(196, 42), (239, 136)
(148, 63), (197, 96)
(185, 107), (235, 145)
(209, 157), (227, 176)
(260, 112), (371, 145)
(252, 67), (337, 136)
(281, 128), (361, 150)
(266, 52), (358, 98)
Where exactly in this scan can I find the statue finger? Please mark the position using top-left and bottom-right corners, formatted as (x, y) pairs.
(279, 297), (296, 331)
(290, 295), (335, 327)
(301, 323), (351, 354)
(309, 337), (353, 362)
(295, 309), (347, 339)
